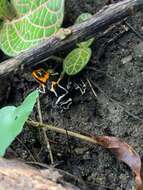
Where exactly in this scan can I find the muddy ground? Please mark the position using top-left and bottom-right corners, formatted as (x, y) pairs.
(0, 0), (143, 189)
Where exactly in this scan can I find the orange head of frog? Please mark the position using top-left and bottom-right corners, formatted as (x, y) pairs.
(32, 68), (65, 95)
(32, 68), (49, 85)
(32, 68), (50, 93)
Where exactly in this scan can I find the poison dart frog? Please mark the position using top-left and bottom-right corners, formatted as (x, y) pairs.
(32, 68), (86, 111)
(32, 68), (66, 96)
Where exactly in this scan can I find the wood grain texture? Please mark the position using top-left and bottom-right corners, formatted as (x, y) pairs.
(0, 158), (80, 190)
(0, 0), (143, 77)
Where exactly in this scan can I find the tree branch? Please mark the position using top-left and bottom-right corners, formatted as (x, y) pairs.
(0, 0), (143, 78)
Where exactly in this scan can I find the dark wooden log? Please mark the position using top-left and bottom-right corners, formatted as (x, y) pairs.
(0, 0), (143, 77)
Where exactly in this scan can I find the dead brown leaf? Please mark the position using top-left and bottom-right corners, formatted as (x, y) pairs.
(28, 120), (143, 189)
(94, 136), (143, 190)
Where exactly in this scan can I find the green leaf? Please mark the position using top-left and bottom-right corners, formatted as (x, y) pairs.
(0, 0), (65, 56)
(63, 47), (92, 75)
(0, 90), (39, 156)
(75, 13), (92, 23)
(0, 0), (17, 21)
(75, 13), (94, 48)
(63, 13), (94, 76)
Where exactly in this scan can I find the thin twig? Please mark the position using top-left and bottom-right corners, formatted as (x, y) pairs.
(37, 97), (43, 124)
(87, 67), (115, 80)
(35, 55), (63, 65)
(16, 137), (37, 162)
(90, 79), (143, 121)
(125, 21), (143, 41)
(25, 161), (50, 169)
(37, 97), (54, 164)
(86, 78), (97, 98)
(27, 120), (98, 145)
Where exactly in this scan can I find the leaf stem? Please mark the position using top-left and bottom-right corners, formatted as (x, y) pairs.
(27, 120), (98, 145)
(37, 97), (54, 164)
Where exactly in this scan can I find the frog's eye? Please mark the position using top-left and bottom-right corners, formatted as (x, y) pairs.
(36, 69), (46, 77)
(32, 68), (49, 84)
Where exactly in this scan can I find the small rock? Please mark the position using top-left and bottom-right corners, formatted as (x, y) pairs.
(74, 147), (89, 155)
(134, 42), (143, 58)
(121, 55), (132, 64)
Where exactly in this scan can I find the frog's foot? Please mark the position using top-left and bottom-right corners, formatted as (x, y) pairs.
(38, 84), (46, 94)
(50, 81), (58, 97)
(73, 80), (86, 95)
(56, 98), (72, 111)
(50, 80), (68, 96)
(55, 85), (68, 105)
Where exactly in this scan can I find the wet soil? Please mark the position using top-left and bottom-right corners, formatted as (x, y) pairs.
(0, 0), (143, 189)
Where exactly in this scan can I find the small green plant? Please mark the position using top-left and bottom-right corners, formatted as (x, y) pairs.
(63, 47), (92, 75)
(63, 13), (94, 75)
(0, 90), (39, 156)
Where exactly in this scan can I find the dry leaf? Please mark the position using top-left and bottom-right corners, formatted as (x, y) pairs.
(95, 136), (143, 190)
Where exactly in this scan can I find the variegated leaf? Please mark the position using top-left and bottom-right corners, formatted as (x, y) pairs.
(75, 13), (94, 48)
(63, 47), (92, 75)
(0, 0), (65, 56)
